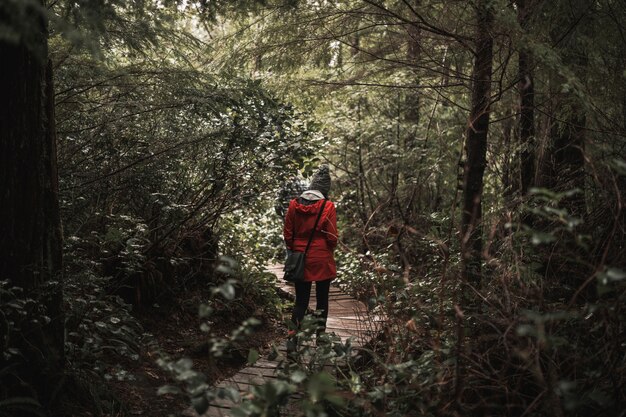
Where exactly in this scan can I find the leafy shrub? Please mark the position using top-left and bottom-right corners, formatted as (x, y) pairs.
(157, 258), (283, 415)
(0, 281), (60, 417)
(64, 269), (146, 382)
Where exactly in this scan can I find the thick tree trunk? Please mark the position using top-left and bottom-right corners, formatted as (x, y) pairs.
(461, 0), (493, 289)
(0, 4), (64, 410)
(457, 5), (494, 405)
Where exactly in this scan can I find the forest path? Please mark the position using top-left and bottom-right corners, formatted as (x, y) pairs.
(196, 264), (381, 416)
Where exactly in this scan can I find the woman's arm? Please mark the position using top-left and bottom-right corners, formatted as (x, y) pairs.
(283, 200), (296, 250)
(323, 202), (338, 250)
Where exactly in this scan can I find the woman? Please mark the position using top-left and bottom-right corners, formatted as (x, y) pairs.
(283, 165), (338, 335)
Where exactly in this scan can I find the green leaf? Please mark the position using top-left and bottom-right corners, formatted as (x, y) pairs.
(157, 385), (181, 395)
(605, 267), (626, 281)
(612, 158), (626, 175)
(219, 255), (239, 268)
(247, 348), (259, 365)
(531, 231), (556, 245)
(215, 264), (234, 275)
(307, 371), (335, 403)
(221, 387), (241, 402)
(213, 279), (237, 300)
(597, 267), (626, 286)
(268, 345), (278, 361)
(588, 388), (612, 406)
(198, 303), (213, 318)
(0, 397), (42, 408)
(349, 371), (362, 394)
(191, 395), (209, 414)
(325, 393), (346, 407)
(290, 369), (307, 383)
(0, 396), (45, 416)
(230, 408), (248, 417)
(173, 358), (193, 372)
(516, 324), (536, 337)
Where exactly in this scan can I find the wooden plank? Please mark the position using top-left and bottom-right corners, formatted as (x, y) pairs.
(216, 379), (257, 391)
(225, 373), (266, 386)
(249, 359), (280, 368)
(329, 309), (363, 315)
(238, 366), (278, 377)
(203, 407), (230, 417)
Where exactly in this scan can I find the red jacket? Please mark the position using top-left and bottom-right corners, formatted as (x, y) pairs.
(284, 198), (338, 282)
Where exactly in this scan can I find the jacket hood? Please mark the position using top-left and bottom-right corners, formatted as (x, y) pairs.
(299, 190), (324, 201)
(294, 197), (327, 215)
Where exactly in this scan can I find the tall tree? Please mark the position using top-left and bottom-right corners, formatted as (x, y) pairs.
(546, 1), (589, 218)
(460, 0), (494, 289)
(517, 0), (536, 197)
(0, 1), (64, 408)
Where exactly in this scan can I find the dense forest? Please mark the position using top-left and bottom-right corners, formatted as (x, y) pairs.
(1, 0), (625, 416)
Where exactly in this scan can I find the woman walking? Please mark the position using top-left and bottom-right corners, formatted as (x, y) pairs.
(283, 165), (338, 336)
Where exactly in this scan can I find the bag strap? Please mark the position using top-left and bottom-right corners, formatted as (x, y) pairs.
(291, 200), (296, 243)
(304, 199), (327, 255)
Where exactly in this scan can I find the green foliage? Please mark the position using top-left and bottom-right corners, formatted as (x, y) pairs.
(49, 0), (185, 55)
(207, 256), (285, 321)
(53, 9), (320, 306)
(220, 209), (286, 271)
(0, 281), (64, 416)
(334, 249), (397, 301)
(158, 257), (282, 415)
(596, 266), (626, 296)
(64, 269), (145, 381)
(0, 396), (45, 417)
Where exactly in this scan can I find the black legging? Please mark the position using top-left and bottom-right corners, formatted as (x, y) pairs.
(291, 279), (331, 333)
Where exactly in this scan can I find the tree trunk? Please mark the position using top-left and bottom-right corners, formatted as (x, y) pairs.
(405, 18), (421, 145)
(403, 2), (422, 221)
(518, 51), (535, 196)
(547, 3), (588, 218)
(538, 1), (589, 289)
(550, 108), (586, 215)
(518, 0), (536, 197)
(502, 113), (514, 199)
(460, 0), (494, 289)
(0, 3), (64, 410)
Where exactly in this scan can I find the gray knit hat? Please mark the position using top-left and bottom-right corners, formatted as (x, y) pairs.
(309, 164), (331, 198)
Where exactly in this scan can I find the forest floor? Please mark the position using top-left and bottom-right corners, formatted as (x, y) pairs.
(64, 287), (288, 417)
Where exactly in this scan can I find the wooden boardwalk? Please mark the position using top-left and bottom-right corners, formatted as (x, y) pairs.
(196, 264), (380, 417)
